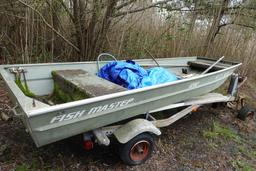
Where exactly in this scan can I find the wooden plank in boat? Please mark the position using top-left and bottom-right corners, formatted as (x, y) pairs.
(52, 69), (126, 98)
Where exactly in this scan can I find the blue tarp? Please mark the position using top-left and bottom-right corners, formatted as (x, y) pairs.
(97, 60), (178, 89)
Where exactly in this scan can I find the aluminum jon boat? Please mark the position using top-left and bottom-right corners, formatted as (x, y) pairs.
(0, 55), (241, 156)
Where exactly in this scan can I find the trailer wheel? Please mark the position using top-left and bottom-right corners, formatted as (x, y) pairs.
(119, 133), (154, 165)
(237, 106), (254, 121)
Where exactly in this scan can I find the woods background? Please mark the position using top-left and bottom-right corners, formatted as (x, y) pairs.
(0, 0), (255, 76)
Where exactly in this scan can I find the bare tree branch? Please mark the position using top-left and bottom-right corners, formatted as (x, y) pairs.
(158, 6), (256, 14)
(115, 0), (136, 10)
(57, 0), (75, 22)
(234, 23), (255, 29)
(114, 2), (238, 18)
(18, 0), (80, 53)
(113, 0), (172, 17)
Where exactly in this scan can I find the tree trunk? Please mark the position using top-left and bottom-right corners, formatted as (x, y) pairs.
(182, 0), (198, 56)
(92, 0), (117, 60)
(73, 0), (85, 61)
(203, 0), (229, 56)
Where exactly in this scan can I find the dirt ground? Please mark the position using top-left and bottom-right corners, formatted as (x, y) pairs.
(0, 78), (255, 171)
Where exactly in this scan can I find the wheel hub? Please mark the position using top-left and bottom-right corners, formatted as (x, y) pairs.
(129, 140), (150, 161)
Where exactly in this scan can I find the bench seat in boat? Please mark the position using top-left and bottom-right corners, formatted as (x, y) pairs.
(52, 69), (126, 100)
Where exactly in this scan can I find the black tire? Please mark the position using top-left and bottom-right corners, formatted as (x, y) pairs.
(212, 102), (225, 108)
(211, 103), (219, 108)
(119, 133), (154, 165)
(237, 106), (255, 121)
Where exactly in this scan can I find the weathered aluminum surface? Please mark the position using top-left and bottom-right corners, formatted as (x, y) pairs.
(152, 105), (199, 128)
(114, 119), (161, 144)
(93, 129), (110, 146)
(0, 57), (241, 147)
(84, 92), (233, 145)
(150, 93), (232, 113)
(151, 93), (230, 128)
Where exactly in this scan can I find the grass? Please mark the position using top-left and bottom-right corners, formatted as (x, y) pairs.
(238, 145), (256, 160)
(15, 164), (29, 171)
(15, 159), (40, 171)
(203, 121), (241, 143)
(231, 159), (254, 171)
(214, 86), (227, 95)
(203, 121), (255, 170)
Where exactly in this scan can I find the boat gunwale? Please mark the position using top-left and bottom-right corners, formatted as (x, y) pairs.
(197, 57), (239, 65)
(0, 57), (242, 117)
(26, 63), (242, 117)
(0, 57), (198, 68)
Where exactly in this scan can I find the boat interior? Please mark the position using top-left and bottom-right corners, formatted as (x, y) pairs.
(1, 56), (238, 107)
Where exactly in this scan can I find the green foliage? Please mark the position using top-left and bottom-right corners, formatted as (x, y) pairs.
(238, 145), (256, 159)
(231, 160), (254, 171)
(52, 82), (72, 103)
(52, 77), (88, 103)
(15, 159), (39, 171)
(164, 34), (176, 41)
(214, 86), (227, 95)
(15, 76), (35, 98)
(72, 89), (88, 101)
(30, 158), (40, 171)
(37, 52), (54, 63)
(203, 121), (241, 143)
(15, 164), (29, 171)
(123, 42), (145, 59)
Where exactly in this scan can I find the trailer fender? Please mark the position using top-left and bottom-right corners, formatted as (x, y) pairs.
(114, 119), (161, 144)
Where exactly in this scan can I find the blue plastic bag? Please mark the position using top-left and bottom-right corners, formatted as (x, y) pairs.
(97, 60), (177, 89)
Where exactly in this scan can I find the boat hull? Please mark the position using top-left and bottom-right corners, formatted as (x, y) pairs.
(0, 57), (241, 147)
